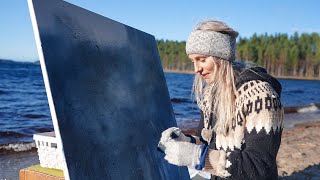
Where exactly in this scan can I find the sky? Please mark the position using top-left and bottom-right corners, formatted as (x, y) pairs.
(0, 0), (320, 62)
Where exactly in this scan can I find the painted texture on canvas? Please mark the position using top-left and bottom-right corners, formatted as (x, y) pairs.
(29, 0), (189, 179)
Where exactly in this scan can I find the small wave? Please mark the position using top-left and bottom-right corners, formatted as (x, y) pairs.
(288, 90), (304, 94)
(0, 142), (36, 153)
(30, 127), (54, 133)
(0, 89), (7, 95)
(32, 83), (44, 87)
(284, 104), (320, 113)
(174, 112), (183, 116)
(297, 104), (320, 113)
(171, 98), (191, 103)
(0, 131), (30, 138)
(22, 114), (49, 119)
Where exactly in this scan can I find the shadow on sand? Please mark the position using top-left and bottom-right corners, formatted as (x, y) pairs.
(279, 163), (320, 179)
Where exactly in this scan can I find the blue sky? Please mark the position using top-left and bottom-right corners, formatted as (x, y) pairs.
(0, 0), (319, 62)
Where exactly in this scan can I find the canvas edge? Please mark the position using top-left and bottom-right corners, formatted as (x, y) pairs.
(26, 0), (70, 179)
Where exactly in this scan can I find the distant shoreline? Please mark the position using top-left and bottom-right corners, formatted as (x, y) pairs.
(1, 60), (319, 81)
(164, 69), (320, 81)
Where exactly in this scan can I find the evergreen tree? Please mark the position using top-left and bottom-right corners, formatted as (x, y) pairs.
(156, 32), (320, 78)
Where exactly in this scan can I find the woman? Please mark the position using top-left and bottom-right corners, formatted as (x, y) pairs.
(159, 20), (283, 179)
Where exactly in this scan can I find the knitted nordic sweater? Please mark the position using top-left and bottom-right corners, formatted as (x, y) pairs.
(196, 67), (283, 180)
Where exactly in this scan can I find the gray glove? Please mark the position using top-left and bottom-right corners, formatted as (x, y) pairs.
(160, 127), (191, 144)
(163, 140), (201, 167)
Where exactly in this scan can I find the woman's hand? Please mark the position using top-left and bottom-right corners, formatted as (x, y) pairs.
(163, 140), (201, 167)
(160, 127), (192, 144)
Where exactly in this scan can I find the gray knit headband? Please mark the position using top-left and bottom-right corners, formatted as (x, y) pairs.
(186, 30), (236, 61)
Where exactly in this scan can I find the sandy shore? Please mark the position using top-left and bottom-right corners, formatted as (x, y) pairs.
(1, 118), (320, 179)
(277, 121), (320, 179)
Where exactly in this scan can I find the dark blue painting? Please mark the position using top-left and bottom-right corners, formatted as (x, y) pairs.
(28, 0), (189, 179)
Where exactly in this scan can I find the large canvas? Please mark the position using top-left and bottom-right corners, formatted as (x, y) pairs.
(27, 0), (189, 179)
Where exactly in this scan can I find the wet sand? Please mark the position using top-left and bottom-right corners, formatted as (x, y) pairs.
(0, 149), (39, 180)
(1, 116), (320, 179)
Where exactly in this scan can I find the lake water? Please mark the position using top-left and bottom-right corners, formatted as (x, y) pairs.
(0, 60), (319, 151)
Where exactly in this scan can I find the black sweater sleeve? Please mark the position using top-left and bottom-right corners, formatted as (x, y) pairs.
(227, 128), (282, 179)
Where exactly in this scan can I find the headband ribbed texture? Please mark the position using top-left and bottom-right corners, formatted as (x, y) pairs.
(186, 30), (236, 61)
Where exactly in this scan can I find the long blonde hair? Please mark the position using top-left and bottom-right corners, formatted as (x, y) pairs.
(192, 20), (238, 136)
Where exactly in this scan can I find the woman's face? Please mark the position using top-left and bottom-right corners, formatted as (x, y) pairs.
(188, 54), (217, 83)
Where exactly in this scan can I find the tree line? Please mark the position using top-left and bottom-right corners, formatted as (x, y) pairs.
(157, 32), (320, 78)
